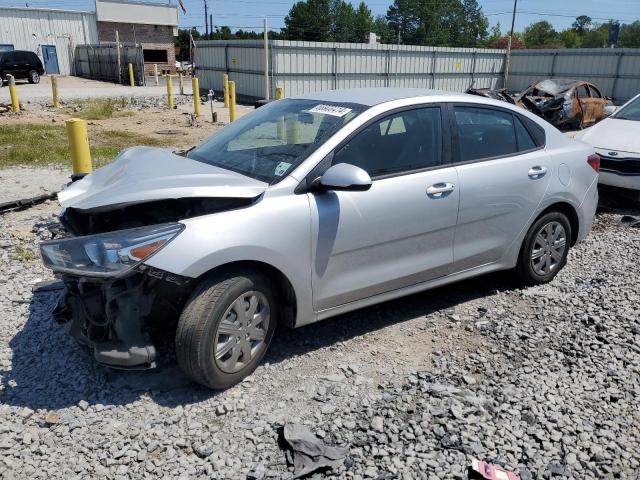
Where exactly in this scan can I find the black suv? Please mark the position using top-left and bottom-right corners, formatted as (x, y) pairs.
(0, 50), (45, 85)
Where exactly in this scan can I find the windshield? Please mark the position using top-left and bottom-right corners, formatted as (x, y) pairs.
(188, 98), (365, 183)
(613, 96), (640, 121)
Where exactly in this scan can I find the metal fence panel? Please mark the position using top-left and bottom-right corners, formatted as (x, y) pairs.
(75, 43), (145, 85)
(194, 40), (639, 103)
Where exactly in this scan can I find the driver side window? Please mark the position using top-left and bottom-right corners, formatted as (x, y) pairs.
(332, 107), (442, 178)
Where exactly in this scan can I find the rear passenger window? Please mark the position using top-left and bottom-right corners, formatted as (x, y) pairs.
(454, 107), (518, 161)
(577, 86), (590, 99)
(588, 86), (601, 98)
(515, 116), (537, 151)
(333, 107), (442, 178)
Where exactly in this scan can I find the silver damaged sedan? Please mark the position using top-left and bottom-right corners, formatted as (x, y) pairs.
(41, 88), (600, 388)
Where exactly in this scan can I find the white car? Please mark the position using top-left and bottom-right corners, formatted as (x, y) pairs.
(576, 93), (640, 196)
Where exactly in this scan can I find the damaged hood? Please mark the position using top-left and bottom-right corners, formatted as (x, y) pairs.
(58, 147), (269, 210)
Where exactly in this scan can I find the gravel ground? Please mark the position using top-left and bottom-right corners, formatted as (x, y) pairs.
(0, 169), (639, 480)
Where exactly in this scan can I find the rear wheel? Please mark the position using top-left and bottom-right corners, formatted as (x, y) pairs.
(175, 272), (277, 389)
(516, 211), (571, 286)
(28, 70), (40, 84)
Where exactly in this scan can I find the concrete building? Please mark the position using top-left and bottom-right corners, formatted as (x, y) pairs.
(0, 7), (98, 76)
(95, 0), (179, 74)
(0, 0), (178, 77)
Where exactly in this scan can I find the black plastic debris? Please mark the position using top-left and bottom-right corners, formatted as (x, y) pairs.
(282, 423), (349, 479)
(0, 192), (58, 214)
(621, 215), (640, 228)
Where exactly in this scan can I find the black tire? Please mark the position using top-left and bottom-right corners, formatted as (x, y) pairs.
(516, 211), (572, 286)
(28, 70), (40, 84)
(175, 271), (277, 389)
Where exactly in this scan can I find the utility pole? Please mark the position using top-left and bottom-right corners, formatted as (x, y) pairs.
(503, 0), (517, 88)
(204, 0), (209, 37)
(210, 14), (213, 37)
(264, 18), (269, 100)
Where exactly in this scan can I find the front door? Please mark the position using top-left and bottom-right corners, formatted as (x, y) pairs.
(450, 105), (551, 271)
(309, 105), (460, 312)
(42, 45), (59, 74)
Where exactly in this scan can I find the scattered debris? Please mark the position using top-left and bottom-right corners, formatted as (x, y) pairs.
(621, 215), (640, 228)
(0, 192), (58, 214)
(468, 459), (521, 480)
(282, 423), (349, 479)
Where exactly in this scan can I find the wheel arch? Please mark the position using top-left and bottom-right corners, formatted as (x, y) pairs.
(536, 201), (580, 246)
(195, 260), (298, 328)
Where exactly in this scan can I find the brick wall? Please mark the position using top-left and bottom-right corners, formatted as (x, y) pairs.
(97, 21), (176, 74)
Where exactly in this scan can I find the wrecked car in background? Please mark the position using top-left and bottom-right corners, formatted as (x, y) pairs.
(468, 79), (612, 130)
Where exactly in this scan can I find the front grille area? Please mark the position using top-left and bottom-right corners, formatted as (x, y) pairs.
(599, 155), (640, 175)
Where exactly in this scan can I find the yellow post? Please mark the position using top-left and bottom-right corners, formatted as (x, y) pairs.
(178, 73), (184, 95)
(229, 80), (237, 122)
(223, 73), (229, 107)
(192, 76), (200, 116)
(166, 75), (174, 110)
(7, 75), (19, 112)
(154, 64), (159, 86)
(128, 63), (135, 87)
(275, 86), (284, 100)
(51, 75), (60, 108)
(66, 118), (92, 176)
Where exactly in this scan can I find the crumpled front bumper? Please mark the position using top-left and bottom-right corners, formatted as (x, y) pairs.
(53, 266), (193, 369)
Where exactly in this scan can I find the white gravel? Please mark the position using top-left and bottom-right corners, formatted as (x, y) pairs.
(0, 170), (639, 479)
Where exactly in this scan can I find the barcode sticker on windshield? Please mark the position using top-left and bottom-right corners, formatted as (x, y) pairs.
(274, 161), (292, 177)
(307, 104), (352, 117)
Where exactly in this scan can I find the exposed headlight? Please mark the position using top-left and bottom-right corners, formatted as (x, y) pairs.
(40, 223), (184, 278)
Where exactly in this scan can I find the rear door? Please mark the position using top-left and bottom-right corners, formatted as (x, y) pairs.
(576, 84), (598, 127)
(587, 85), (607, 123)
(450, 104), (551, 271)
(310, 104), (460, 311)
(2, 52), (19, 77)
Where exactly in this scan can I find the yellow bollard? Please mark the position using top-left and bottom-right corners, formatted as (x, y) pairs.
(66, 118), (92, 177)
(229, 80), (237, 122)
(51, 75), (60, 108)
(166, 75), (174, 110)
(275, 86), (284, 100)
(128, 63), (135, 87)
(154, 64), (159, 86)
(7, 75), (19, 112)
(223, 73), (229, 108)
(179, 73), (184, 95)
(192, 76), (200, 116)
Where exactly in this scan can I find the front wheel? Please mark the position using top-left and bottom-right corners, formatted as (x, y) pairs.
(175, 272), (277, 389)
(516, 212), (572, 286)
(28, 70), (40, 84)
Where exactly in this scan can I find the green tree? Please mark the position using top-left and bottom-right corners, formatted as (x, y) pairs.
(331, 1), (357, 42)
(580, 21), (613, 47)
(284, 0), (332, 41)
(572, 15), (592, 35)
(175, 28), (201, 60)
(371, 15), (394, 43)
(523, 21), (561, 48)
(560, 29), (581, 48)
(353, 2), (374, 43)
(618, 21), (640, 47)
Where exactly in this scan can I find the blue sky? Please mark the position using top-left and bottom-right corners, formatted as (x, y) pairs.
(3, 0), (638, 33)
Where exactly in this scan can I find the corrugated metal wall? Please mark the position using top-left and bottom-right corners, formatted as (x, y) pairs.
(195, 40), (505, 100)
(507, 49), (640, 103)
(0, 7), (98, 76)
(195, 40), (640, 104)
(75, 43), (145, 85)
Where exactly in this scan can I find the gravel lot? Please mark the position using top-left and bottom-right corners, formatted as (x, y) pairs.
(0, 167), (639, 480)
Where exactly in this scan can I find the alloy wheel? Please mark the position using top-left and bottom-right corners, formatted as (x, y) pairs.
(214, 291), (270, 373)
(530, 221), (567, 276)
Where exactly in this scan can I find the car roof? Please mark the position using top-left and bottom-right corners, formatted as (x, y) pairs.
(292, 87), (466, 107)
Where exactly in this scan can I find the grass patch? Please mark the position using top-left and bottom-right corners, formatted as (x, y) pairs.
(66, 98), (134, 120)
(0, 123), (173, 169)
(12, 245), (35, 262)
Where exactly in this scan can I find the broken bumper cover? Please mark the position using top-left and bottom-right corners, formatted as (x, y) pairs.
(53, 266), (193, 369)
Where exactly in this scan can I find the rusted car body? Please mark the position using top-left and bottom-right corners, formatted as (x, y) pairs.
(468, 79), (611, 130)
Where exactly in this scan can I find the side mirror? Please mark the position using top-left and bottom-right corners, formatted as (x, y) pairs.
(317, 163), (372, 192)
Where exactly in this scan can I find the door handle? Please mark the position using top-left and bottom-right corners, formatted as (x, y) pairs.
(427, 182), (455, 197)
(528, 166), (547, 179)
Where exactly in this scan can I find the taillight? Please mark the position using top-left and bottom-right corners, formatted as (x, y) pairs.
(587, 154), (600, 172)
